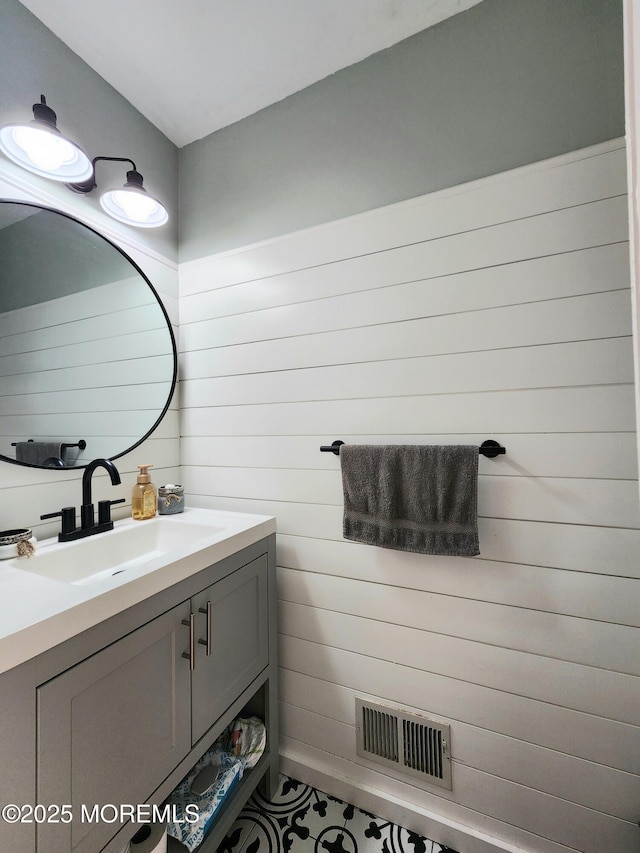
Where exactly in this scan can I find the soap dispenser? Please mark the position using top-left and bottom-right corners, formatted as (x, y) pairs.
(132, 464), (157, 520)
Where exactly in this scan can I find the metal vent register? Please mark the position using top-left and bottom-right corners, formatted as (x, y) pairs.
(355, 699), (452, 790)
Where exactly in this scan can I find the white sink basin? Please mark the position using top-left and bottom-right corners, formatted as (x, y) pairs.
(0, 507), (276, 675)
(9, 512), (239, 586)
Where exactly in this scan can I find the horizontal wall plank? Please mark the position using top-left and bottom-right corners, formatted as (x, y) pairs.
(476, 472), (640, 528)
(179, 142), (626, 296)
(181, 279), (630, 360)
(281, 670), (640, 821)
(278, 566), (640, 675)
(1, 377), (173, 416)
(247, 186), (617, 309)
(0, 303), (166, 357)
(279, 602), (640, 724)
(180, 241), (629, 327)
(477, 517), (640, 577)
(276, 535), (640, 627)
(0, 329), (170, 376)
(0, 277), (154, 335)
(184, 464), (640, 528)
(181, 385), (636, 435)
(181, 337), (633, 406)
(186, 493), (338, 536)
(1, 356), (174, 397)
(0, 410), (168, 437)
(279, 639), (640, 774)
(453, 763), (639, 853)
(181, 292), (632, 380)
(186, 495), (640, 577)
(181, 433), (639, 480)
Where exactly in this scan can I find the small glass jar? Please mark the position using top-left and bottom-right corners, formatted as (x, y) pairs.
(158, 484), (184, 515)
(0, 528), (36, 559)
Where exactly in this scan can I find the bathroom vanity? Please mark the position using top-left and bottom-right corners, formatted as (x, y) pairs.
(0, 508), (278, 853)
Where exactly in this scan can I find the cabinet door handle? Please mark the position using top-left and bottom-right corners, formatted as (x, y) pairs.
(198, 601), (212, 656)
(181, 614), (195, 671)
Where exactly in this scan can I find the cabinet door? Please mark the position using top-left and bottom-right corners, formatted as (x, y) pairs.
(191, 554), (268, 744)
(37, 601), (192, 853)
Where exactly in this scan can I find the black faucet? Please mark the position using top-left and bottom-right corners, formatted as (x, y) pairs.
(80, 458), (122, 530)
(41, 458), (125, 542)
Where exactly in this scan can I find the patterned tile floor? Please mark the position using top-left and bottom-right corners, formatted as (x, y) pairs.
(218, 775), (459, 853)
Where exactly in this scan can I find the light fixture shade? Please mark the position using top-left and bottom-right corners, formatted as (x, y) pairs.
(99, 169), (168, 228)
(0, 97), (93, 182)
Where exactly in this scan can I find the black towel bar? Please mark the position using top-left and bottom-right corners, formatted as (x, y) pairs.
(61, 440), (87, 452)
(11, 439), (86, 450)
(319, 439), (506, 458)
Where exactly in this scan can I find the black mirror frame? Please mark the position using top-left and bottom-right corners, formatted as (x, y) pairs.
(0, 199), (178, 470)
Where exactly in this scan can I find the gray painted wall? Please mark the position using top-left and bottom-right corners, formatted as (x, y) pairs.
(179, 0), (625, 261)
(0, 0), (180, 540)
(0, 0), (178, 261)
(0, 207), (134, 311)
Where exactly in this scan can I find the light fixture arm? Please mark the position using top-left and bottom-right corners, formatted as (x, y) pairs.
(67, 156), (138, 194)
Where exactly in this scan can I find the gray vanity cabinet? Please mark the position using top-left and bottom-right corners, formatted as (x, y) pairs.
(37, 601), (193, 853)
(6, 534), (280, 853)
(191, 554), (268, 744)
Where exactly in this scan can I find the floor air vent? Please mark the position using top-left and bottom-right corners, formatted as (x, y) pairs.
(356, 699), (452, 790)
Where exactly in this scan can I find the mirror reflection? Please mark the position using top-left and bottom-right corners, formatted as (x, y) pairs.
(0, 201), (176, 468)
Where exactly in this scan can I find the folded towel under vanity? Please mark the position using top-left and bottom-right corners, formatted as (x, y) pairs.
(165, 717), (266, 851)
(340, 444), (479, 557)
(165, 746), (243, 851)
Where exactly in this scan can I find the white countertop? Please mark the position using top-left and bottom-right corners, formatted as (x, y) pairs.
(0, 507), (275, 675)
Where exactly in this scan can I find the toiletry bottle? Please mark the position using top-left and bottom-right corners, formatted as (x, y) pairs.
(132, 464), (157, 520)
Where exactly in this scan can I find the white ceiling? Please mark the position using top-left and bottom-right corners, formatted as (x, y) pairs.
(18, 0), (482, 148)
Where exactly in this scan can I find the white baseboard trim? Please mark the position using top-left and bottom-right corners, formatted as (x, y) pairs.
(280, 747), (532, 853)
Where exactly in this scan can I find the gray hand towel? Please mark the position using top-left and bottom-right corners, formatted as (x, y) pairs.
(15, 441), (65, 467)
(341, 444), (479, 557)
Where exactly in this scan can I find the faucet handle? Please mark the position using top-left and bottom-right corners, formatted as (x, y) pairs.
(41, 506), (77, 537)
(98, 498), (126, 526)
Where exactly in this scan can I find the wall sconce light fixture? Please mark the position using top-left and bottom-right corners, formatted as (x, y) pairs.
(0, 96), (168, 228)
(68, 156), (169, 228)
(0, 95), (92, 183)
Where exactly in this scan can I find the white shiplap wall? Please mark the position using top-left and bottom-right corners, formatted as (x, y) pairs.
(0, 276), (174, 461)
(179, 140), (640, 853)
(0, 172), (180, 541)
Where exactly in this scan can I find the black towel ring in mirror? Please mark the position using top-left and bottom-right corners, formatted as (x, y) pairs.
(319, 439), (506, 458)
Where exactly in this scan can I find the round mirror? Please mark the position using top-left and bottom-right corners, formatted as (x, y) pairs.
(0, 200), (177, 469)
